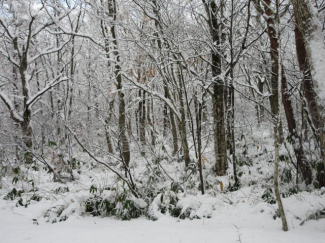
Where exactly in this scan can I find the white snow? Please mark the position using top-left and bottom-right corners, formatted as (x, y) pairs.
(0, 130), (324, 243)
(0, 188), (324, 243)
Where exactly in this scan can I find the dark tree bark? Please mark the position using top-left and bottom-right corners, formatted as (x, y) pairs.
(281, 67), (312, 185)
(109, 0), (130, 166)
(253, 0), (288, 231)
(294, 26), (322, 135)
(195, 93), (205, 195)
(20, 56), (33, 164)
(176, 65), (191, 167)
(105, 99), (115, 154)
(291, 0), (325, 176)
(147, 98), (156, 146)
(203, 0), (227, 176)
(253, 0), (311, 185)
(139, 90), (146, 147)
(170, 111), (179, 156)
(294, 20), (325, 188)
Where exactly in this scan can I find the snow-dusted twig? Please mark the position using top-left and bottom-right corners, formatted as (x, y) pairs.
(65, 124), (140, 198)
(123, 73), (181, 121)
(0, 91), (24, 123)
(26, 76), (69, 108)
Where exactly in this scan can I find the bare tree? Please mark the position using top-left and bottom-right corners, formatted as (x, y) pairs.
(0, 1), (73, 163)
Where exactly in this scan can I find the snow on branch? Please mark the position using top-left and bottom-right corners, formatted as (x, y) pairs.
(26, 75), (69, 108)
(0, 47), (20, 68)
(29, 40), (71, 63)
(123, 73), (181, 121)
(48, 29), (106, 50)
(0, 91), (24, 123)
(234, 79), (271, 98)
(31, 4), (75, 38)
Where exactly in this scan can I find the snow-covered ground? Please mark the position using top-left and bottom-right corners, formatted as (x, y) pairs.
(1, 126), (324, 243)
(1, 184), (324, 243)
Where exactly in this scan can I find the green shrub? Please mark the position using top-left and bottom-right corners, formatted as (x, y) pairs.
(84, 188), (146, 220)
(262, 188), (276, 204)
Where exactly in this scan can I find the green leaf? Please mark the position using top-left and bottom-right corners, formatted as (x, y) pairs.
(279, 155), (289, 162)
(24, 152), (31, 159)
(32, 166), (39, 171)
(90, 185), (97, 194)
(13, 167), (20, 174)
(48, 141), (57, 147)
(316, 162), (324, 173)
(12, 177), (19, 184)
(17, 198), (24, 206)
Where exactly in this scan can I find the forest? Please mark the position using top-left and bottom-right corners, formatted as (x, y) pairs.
(0, 0), (325, 242)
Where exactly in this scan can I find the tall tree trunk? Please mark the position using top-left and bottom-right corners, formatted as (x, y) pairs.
(274, 117), (288, 231)
(19, 52), (33, 164)
(109, 0), (130, 167)
(291, 0), (325, 96)
(294, 12), (321, 134)
(281, 67), (312, 185)
(195, 93), (205, 195)
(105, 119), (114, 154)
(229, 0), (239, 187)
(163, 77), (179, 156)
(163, 88), (169, 138)
(2, 39), (33, 161)
(257, 77), (265, 123)
(139, 90), (146, 148)
(262, 0), (280, 118)
(274, 0), (288, 231)
(21, 114), (33, 164)
(67, 36), (75, 121)
(254, 0), (311, 184)
(147, 98), (156, 146)
(291, 0), (325, 186)
(255, 0), (288, 231)
(105, 99), (115, 154)
(203, 0), (227, 176)
(170, 111), (178, 156)
(67, 11), (81, 122)
(177, 67), (191, 167)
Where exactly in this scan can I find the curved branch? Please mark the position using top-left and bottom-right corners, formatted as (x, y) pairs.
(0, 91), (23, 123)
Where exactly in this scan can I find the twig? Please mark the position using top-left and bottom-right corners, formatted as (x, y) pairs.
(65, 124), (139, 198)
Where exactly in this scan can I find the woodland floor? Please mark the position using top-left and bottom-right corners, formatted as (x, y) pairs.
(1, 126), (325, 243)
(0, 182), (324, 243)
